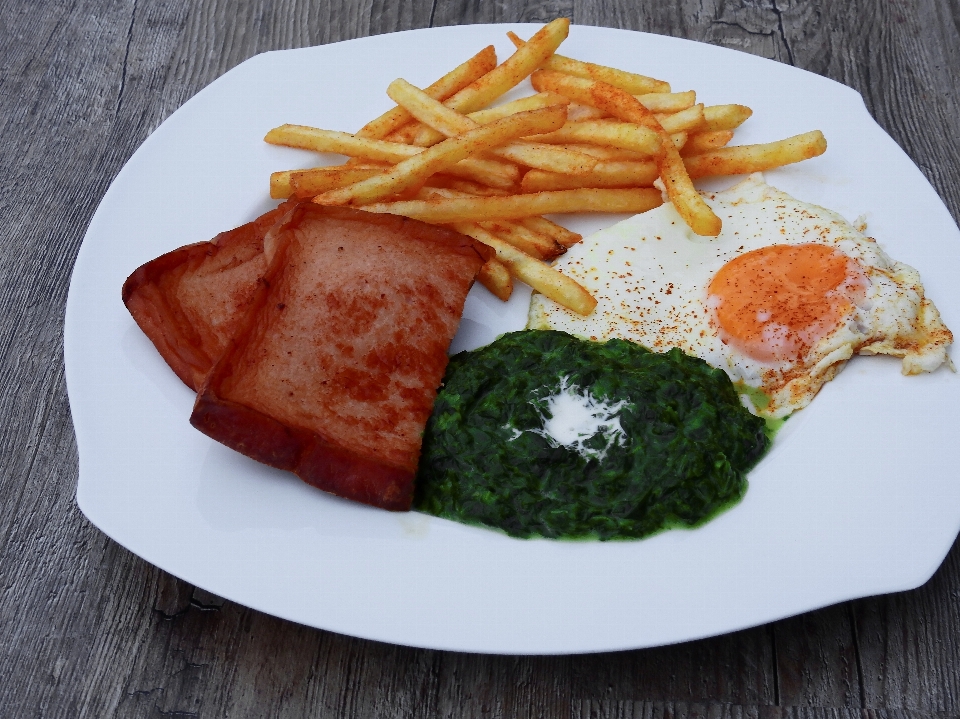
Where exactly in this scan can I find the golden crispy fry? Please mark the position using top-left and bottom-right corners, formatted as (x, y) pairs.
(387, 78), (597, 175)
(356, 45), (497, 139)
(407, 20), (571, 147)
(467, 92), (569, 124)
(314, 106), (566, 205)
(684, 131), (827, 179)
(552, 143), (649, 161)
(531, 70), (721, 236)
(479, 220), (565, 260)
(265, 125), (422, 161)
(527, 120), (662, 156)
(518, 216), (582, 248)
(274, 166), (383, 199)
(656, 104), (705, 134)
(635, 91), (696, 113)
(702, 104), (753, 131)
(679, 130), (735, 157)
(670, 132), (688, 150)
(566, 104), (608, 122)
(448, 19), (570, 115)
(360, 187), (664, 223)
(521, 160), (659, 192)
(477, 258), (513, 301)
(441, 178), (512, 196)
(507, 31), (670, 94)
(441, 157), (521, 188)
(453, 222), (597, 315)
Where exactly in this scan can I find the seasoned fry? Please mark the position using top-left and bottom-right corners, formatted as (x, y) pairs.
(272, 166), (382, 199)
(553, 143), (649, 161)
(477, 258), (513, 301)
(356, 45), (497, 139)
(314, 105), (567, 206)
(521, 160), (659, 192)
(448, 19), (570, 115)
(507, 31), (670, 94)
(635, 91), (696, 113)
(656, 104), (705, 134)
(530, 70), (721, 236)
(359, 188), (664, 223)
(387, 78), (597, 175)
(265, 125), (422, 161)
(442, 178), (512, 196)
(453, 222), (597, 316)
(566, 104), (608, 122)
(467, 92), (569, 124)
(702, 104), (753, 132)
(478, 220), (564, 259)
(684, 131), (827, 179)
(407, 19), (571, 147)
(679, 130), (735, 157)
(441, 157), (521, 188)
(518, 216), (582, 248)
(527, 120), (662, 156)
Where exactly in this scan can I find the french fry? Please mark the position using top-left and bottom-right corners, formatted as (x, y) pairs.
(477, 258), (513, 301)
(527, 120), (662, 156)
(566, 104), (608, 122)
(670, 132), (688, 150)
(507, 31), (670, 94)
(360, 188), (664, 223)
(446, 19), (570, 115)
(679, 130), (735, 157)
(521, 161), (659, 192)
(314, 105), (567, 206)
(443, 157), (521, 189)
(480, 220), (564, 260)
(408, 19), (572, 147)
(442, 179), (512, 196)
(356, 45), (497, 139)
(702, 104), (753, 131)
(518, 216), (582, 248)
(387, 78), (597, 175)
(264, 126), (520, 190)
(531, 69), (721, 236)
(636, 91), (696, 113)
(553, 143), (649, 161)
(278, 166), (383, 199)
(683, 131), (827, 179)
(265, 124), (422, 161)
(453, 222), (597, 316)
(656, 104), (705, 134)
(467, 92), (569, 124)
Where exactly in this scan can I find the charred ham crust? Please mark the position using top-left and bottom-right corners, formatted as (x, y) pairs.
(191, 202), (489, 511)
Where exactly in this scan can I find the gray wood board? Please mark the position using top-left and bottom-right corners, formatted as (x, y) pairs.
(0, 0), (958, 715)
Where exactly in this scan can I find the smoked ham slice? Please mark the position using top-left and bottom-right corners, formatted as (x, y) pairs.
(122, 204), (291, 391)
(189, 204), (491, 510)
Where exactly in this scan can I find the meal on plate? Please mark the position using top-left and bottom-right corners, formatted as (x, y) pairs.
(122, 19), (952, 539)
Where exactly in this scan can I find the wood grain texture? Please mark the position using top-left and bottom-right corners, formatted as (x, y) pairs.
(1, 0), (959, 716)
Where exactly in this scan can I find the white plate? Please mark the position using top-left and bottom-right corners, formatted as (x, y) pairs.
(65, 24), (960, 654)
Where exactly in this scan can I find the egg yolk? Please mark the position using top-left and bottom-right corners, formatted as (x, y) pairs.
(707, 243), (867, 363)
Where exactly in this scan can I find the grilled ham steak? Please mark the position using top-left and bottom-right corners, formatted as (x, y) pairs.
(124, 201), (490, 510)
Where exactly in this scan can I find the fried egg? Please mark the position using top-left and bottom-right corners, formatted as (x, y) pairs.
(528, 174), (953, 418)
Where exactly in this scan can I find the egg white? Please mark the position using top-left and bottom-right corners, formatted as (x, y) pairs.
(528, 174), (952, 417)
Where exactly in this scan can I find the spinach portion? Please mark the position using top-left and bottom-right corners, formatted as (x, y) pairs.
(415, 330), (770, 540)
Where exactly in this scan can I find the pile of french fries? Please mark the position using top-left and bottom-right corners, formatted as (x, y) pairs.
(265, 18), (827, 316)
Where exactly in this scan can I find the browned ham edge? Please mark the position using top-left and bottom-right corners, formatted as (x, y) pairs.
(122, 203), (292, 391)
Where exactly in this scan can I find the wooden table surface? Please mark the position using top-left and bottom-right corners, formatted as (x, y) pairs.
(3, 0), (960, 716)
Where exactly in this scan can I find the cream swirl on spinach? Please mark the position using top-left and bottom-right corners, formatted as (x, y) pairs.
(415, 330), (770, 540)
